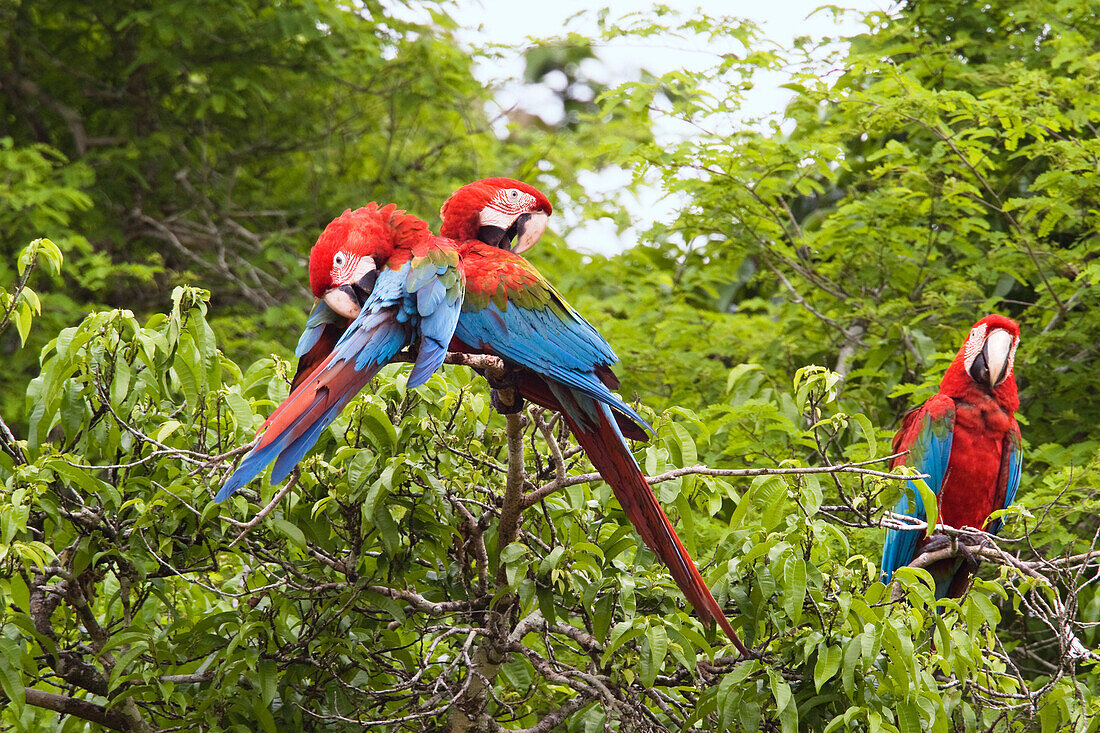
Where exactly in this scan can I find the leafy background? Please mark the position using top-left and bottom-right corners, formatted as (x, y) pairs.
(1, 1), (1098, 731)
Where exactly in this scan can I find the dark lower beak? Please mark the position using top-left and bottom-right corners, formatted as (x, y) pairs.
(510, 213), (534, 253)
(477, 223), (512, 249)
(968, 342), (1007, 388)
(968, 349), (991, 387)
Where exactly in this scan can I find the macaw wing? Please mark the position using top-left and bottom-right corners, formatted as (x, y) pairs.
(455, 245), (649, 432)
(291, 300), (349, 392)
(216, 251), (461, 503)
(987, 426), (1023, 536)
(403, 243), (464, 387)
(880, 394), (956, 583)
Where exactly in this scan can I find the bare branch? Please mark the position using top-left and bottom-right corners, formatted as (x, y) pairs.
(225, 470), (301, 547)
(12, 689), (132, 732)
(365, 585), (491, 617)
(523, 453), (920, 508)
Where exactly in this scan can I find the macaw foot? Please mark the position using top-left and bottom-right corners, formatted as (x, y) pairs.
(922, 532), (984, 570)
(486, 367), (525, 414)
(955, 532), (990, 571)
(491, 387), (524, 414)
(920, 532), (953, 555)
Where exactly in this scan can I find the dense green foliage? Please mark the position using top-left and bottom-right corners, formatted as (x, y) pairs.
(1, 1), (1098, 731)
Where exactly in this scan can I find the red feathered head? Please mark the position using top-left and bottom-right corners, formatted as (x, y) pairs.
(942, 314), (1021, 407)
(308, 203), (429, 317)
(440, 177), (552, 253)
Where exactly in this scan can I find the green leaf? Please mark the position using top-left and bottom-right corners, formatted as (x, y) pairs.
(913, 477), (939, 533)
(252, 697), (277, 733)
(373, 503), (401, 556)
(271, 517), (305, 549)
(258, 659), (277, 706)
(601, 620), (643, 667)
(782, 553), (806, 624)
(643, 622), (667, 686)
(896, 699), (921, 733)
(814, 644), (842, 692)
(360, 401), (397, 452)
(0, 638), (25, 715)
(852, 413), (877, 456)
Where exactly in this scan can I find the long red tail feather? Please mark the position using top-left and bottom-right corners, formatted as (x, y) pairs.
(562, 406), (749, 656)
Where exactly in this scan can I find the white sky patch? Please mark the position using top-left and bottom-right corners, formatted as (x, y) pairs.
(388, 1), (896, 254)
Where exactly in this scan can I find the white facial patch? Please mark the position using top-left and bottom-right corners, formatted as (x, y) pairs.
(479, 206), (516, 229)
(480, 188), (539, 230)
(329, 252), (376, 288)
(323, 254), (377, 319)
(962, 323), (988, 373)
(984, 329), (1015, 386)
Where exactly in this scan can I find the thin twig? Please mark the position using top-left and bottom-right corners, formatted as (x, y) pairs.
(227, 470), (301, 548)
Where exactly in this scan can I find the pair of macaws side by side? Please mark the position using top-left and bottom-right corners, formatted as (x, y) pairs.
(215, 178), (750, 655)
(880, 315), (1023, 599)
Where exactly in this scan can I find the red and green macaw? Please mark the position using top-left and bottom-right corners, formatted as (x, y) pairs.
(215, 203), (463, 501)
(440, 178), (747, 654)
(880, 315), (1023, 598)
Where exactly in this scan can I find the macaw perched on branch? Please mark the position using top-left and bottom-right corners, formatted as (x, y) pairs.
(880, 315), (1023, 599)
(440, 178), (748, 655)
(215, 203), (463, 502)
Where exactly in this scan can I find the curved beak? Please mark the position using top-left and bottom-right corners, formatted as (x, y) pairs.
(513, 211), (549, 254)
(969, 328), (1013, 388)
(322, 268), (378, 319)
(477, 211), (550, 253)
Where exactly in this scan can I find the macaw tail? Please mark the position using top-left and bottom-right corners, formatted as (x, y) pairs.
(510, 370), (649, 442)
(550, 385), (749, 656)
(290, 318), (348, 393)
(216, 310), (408, 502)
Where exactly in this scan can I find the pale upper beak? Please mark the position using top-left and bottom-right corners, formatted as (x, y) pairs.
(513, 211), (549, 254)
(477, 208), (550, 253)
(969, 328), (1013, 388)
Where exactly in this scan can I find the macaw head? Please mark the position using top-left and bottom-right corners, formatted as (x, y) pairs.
(308, 203), (427, 319)
(439, 177), (552, 253)
(945, 314), (1021, 398)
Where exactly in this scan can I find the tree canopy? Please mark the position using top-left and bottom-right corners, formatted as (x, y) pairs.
(1, 1), (1098, 731)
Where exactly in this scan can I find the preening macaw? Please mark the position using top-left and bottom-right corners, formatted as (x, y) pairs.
(880, 315), (1023, 599)
(215, 203), (463, 501)
(440, 178), (748, 654)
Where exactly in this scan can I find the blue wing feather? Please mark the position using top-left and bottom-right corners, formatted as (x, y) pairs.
(880, 407), (955, 583)
(217, 260), (459, 502)
(456, 299), (650, 433)
(987, 431), (1023, 536)
(408, 257), (463, 387)
(295, 300), (344, 358)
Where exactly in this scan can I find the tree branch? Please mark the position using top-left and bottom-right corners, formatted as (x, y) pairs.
(226, 469), (301, 548)
(496, 413), (528, 563)
(523, 454), (920, 508)
(365, 585), (491, 617)
(450, 411), (529, 733)
(2, 689), (134, 732)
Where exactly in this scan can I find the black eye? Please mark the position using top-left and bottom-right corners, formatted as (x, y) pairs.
(334, 253), (345, 267)
(508, 189), (520, 200)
